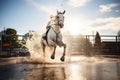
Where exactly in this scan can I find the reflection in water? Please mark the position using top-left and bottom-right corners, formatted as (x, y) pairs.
(66, 62), (120, 80)
(24, 61), (120, 80)
(0, 57), (120, 80)
(66, 64), (88, 80)
(25, 65), (66, 80)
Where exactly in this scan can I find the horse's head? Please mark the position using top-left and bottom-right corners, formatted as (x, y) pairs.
(56, 10), (65, 28)
(50, 15), (58, 25)
(50, 10), (65, 28)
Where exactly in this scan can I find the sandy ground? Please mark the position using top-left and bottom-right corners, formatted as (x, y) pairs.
(0, 56), (120, 80)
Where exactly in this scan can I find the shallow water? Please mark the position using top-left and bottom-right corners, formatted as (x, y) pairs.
(0, 56), (120, 80)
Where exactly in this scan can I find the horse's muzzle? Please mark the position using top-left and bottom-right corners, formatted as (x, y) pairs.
(60, 24), (64, 28)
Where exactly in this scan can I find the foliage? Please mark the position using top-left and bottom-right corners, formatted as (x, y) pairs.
(94, 32), (101, 48)
(2, 28), (20, 48)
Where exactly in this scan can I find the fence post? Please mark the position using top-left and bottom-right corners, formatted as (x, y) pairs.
(116, 36), (117, 42)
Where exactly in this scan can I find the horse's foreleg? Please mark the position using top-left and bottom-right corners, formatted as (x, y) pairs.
(48, 39), (57, 59)
(60, 43), (66, 61)
(51, 46), (56, 59)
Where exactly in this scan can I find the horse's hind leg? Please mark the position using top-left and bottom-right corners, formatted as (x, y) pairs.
(51, 46), (56, 59)
(60, 43), (66, 61)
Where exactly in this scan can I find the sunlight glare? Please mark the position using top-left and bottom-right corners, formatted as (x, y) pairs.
(65, 16), (87, 35)
(66, 20), (81, 35)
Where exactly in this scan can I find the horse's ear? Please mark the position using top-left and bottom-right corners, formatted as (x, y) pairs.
(63, 10), (65, 14)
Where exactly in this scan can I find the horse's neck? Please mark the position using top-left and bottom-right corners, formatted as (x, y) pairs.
(52, 25), (60, 33)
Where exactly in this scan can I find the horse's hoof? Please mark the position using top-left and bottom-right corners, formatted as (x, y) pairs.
(60, 56), (65, 61)
(51, 55), (55, 59)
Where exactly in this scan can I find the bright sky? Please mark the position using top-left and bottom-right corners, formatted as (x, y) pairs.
(0, 0), (120, 35)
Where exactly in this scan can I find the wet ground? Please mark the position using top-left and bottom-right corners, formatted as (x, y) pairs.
(0, 55), (120, 80)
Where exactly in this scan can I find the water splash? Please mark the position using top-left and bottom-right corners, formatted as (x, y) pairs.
(22, 31), (70, 64)
(23, 31), (44, 63)
(21, 30), (114, 64)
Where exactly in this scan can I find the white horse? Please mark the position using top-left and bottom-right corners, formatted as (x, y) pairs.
(41, 10), (66, 61)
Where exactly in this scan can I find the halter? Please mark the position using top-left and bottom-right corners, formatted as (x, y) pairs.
(57, 20), (64, 28)
(55, 14), (64, 28)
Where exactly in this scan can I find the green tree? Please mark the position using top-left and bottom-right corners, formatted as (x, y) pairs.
(2, 28), (19, 48)
(94, 32), (101, 49)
